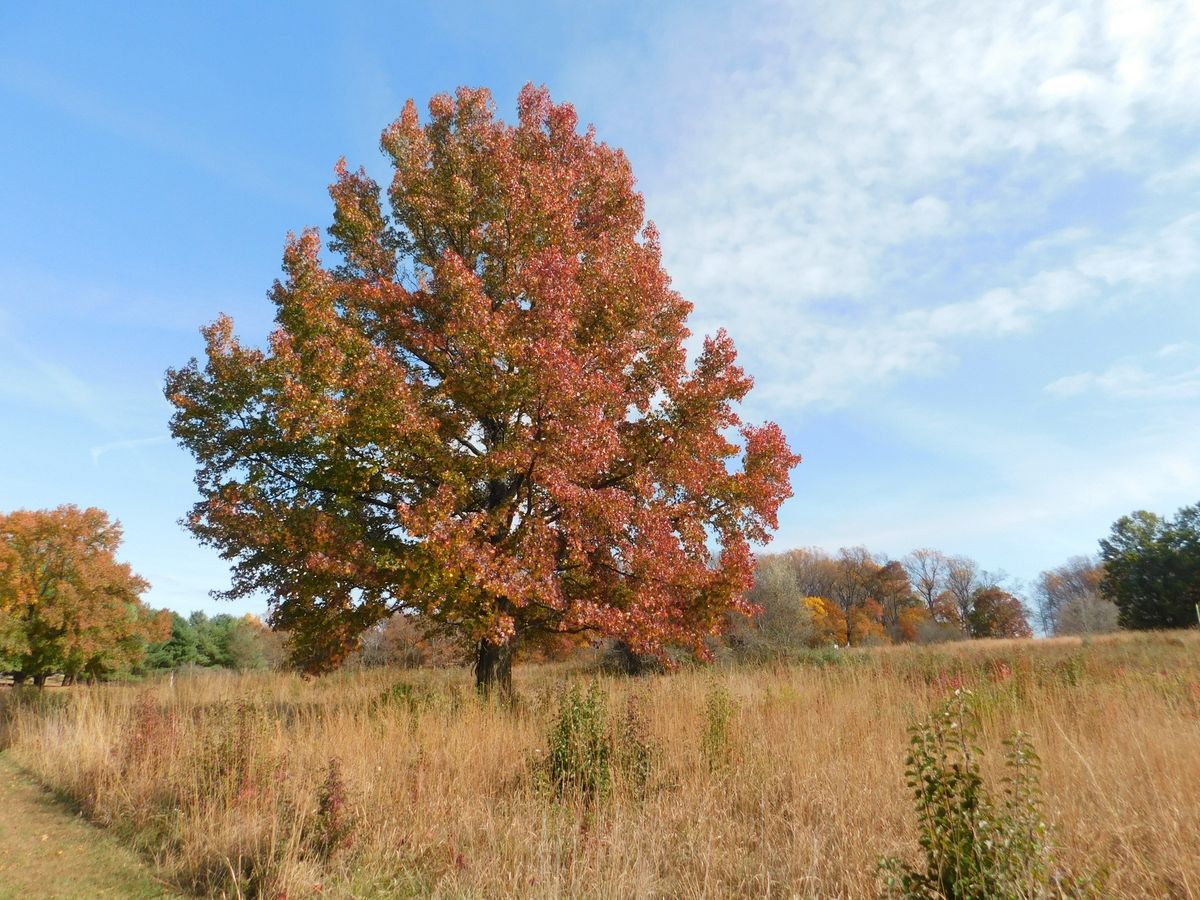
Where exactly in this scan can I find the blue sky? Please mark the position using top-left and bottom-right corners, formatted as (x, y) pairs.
(2, 1), (1198, 616)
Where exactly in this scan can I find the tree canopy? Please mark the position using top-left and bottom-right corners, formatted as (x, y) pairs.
(0, 506), (167, 685)
(725, 546), (1031, 657)
(965, 586), (1032, 639)
(144, 611), (284, 672)
(1033, 556), (1118, 636)
(1100, 504), (1200, 630)
(166, 84), (799, 692)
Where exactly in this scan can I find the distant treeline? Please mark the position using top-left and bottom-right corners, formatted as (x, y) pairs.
(144, 611), (288, 673)
(5, 502), (1196, 685)
(722, 546), (1035, 663)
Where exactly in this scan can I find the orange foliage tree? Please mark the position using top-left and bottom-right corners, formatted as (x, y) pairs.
(967, 586), (1033, 639)
(166, 85), (799, 695)
(828, 549), (916, 646)
(802, 596), (846, 646)
(0, 506), (167, 685)
(895, 604), (931, 643)
(848, 597), (886, 646)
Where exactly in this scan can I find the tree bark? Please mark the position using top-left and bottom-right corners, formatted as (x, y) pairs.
(610, 640), (648, 676)
(32, 673), (46, 688)
(474, 637), (514, 701)
(11, 672), (27, 686)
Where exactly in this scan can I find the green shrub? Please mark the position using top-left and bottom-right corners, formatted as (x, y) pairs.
(547, 683), (611, 801)
(879, 691), (1100, 899)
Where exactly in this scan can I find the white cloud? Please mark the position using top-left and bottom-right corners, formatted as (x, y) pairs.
(1148, 152), (1200, 191)
(741, 211), (1199, 409)
(1046, 343), (1200, 399)
(0, 351), (112, 430)
(1039, 70), (1106, 100)
(1156, 341), (1190, 357)
(1076, 213), (1200, 284)
(601, 0), (1200, 410)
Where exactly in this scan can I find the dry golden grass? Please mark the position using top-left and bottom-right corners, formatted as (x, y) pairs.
(2, 630), (1199, 898)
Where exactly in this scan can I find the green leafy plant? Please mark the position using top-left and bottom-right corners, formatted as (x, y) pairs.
(879, 690), (1101, 899)
(547, 683), (612, 802)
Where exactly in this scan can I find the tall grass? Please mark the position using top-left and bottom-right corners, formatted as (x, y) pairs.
(3, 631), (1199, 898)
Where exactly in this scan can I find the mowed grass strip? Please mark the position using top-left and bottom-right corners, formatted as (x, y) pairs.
(0, 753), (181, 900)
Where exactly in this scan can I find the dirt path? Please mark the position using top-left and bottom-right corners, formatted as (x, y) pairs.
(0, 754), (180, 899)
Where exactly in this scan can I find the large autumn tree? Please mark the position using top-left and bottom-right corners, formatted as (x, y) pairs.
(166, 85), (799, 693)
(0, 506), (167, 685)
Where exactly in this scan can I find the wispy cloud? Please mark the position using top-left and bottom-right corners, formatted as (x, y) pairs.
(0, 349), (116, 431)
(1046, 342), (1200, 399)
(744, 212), (1200, 409)
(590, 0), (1200, 411)
(0, 262), (263, 336)
(0, 335), (153, 434)
(90, 435), (170, 465)
(0, 59), (304, 208)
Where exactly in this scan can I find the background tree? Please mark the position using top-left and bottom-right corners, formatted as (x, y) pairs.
(903, 548), (948, 610)
(223, 615), (275, 671)
(872, 559), (919, 639)
(0, 539), (23, 671)
(730, 548), (926, 651)
(354, 613), (463, 668)
(166, 85), (799, 695)
(929, 592), (965, 635)
(930, 555), (1032, 639)
(825, 547), (877, 646)
(848, 596), (887, 645)
(803, 595), (846, 647)
(1100, 504), (1200, 629)
(894, 603), (932, 643)
(966, 586), (1033, 639)
(144, 612), (206, 669)
(0, 506), (167, 685)
(781, 547), (841, 599)
(829, 548), (914, 646)
(719, 546), (1035, 652)
(943, 555), (981, 628)
(1034, 556), (1118, 636)
(145, 611), (287, 672)
(725, 553), (815, 660)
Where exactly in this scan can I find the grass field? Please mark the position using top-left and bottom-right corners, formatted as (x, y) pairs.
(0, 754), (179, 899)
(2, 631), (1198, 898)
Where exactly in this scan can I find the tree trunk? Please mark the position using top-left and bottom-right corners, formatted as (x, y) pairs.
(32, 673), (47, 688)
(610, 640), (647, 676)
(11, 672), (27, 686)
(474, 637), (514, 701)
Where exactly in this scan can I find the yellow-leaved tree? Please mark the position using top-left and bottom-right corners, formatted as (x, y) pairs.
(0, 506), (167, 685)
